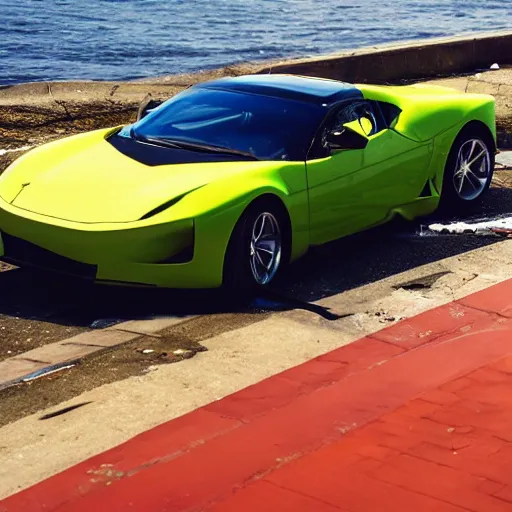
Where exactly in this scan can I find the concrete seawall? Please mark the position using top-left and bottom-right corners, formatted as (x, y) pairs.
(256, 30), (512, 82)
(1, 30), (511, 171)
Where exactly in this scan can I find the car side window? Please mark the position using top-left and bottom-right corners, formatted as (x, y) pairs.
(324, 100), (391, 140)
(311, 100), (395, 159)
(375, 101), (401, 127)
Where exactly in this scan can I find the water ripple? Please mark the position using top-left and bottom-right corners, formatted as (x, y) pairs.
(1, 0), (511, 85)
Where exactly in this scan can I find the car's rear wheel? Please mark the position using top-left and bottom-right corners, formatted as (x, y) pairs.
(439, 125), (495, 210)
(222, 198), (288, 296)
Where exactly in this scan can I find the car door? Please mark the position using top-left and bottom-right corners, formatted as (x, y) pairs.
(306, 100), (432, 245)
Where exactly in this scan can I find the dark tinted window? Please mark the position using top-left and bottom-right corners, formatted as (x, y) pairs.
(122, 87), (326, 161)
(375, 101), (402, 127)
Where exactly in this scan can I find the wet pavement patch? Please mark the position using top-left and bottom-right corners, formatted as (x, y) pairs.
(0, 311), (267, 427)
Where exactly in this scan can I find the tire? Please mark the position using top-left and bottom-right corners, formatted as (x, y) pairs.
(439, 124), (495, 212)
(222, 197), (289, 297)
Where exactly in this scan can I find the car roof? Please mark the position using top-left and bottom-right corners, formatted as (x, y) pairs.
(195, 74), (362, 105)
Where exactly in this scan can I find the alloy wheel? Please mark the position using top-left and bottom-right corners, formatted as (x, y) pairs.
(453, 138), (491, 201)
(249, 212), (282, 285)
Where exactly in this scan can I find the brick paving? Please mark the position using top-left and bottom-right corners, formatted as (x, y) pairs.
(221, 357), (512, 512)
(2, 280), (512, 511)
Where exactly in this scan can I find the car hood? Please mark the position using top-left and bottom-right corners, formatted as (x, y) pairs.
(1, 133), (264, 223)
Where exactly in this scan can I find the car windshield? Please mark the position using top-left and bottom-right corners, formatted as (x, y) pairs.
(123, 87), (326, 161)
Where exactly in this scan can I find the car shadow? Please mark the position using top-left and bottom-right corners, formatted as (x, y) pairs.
(275, 183), (512, 302)
(0, 184), (510, 328)
(273, 219), (496, 304)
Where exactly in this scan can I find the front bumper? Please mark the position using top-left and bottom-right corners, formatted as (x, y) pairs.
(2, 232), (98, 279)
(0, 198), (225, 289)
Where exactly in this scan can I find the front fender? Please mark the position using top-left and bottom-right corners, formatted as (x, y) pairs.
(163, 162), (309, 286)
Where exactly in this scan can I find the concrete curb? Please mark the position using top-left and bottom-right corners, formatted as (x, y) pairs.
(0, 315), (193, 390)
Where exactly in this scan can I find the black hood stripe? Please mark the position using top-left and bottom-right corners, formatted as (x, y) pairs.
(108, 135), (255, 167)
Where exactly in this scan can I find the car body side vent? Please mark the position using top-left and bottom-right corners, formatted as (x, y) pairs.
(139, 185), (204, 220)
(140, 194), (187, 220)
(419, 180), (432, 198)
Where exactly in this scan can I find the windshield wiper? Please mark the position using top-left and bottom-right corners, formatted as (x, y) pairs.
(140, 136), (259, 160)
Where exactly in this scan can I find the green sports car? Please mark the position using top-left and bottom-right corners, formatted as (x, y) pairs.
(0, 74), (496, 291)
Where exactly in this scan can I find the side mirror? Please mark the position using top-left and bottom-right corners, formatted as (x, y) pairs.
(326, 120), (369, 151)
(137, 94), (163, 121)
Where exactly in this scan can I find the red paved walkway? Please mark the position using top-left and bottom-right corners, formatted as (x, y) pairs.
(3, 280), (512, 511)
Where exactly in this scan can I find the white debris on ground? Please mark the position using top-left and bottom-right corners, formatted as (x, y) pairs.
(173, 349), (192, 356)
(496, 151), (512, 168)
(429, 217), (512, 236)
(426, 150), (512, 236)
(490, 63), (500, 70)
(0, 145), (33, 156)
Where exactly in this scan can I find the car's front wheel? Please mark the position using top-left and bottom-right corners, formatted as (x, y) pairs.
(223, 198), (288, 296)
(440, 125), (495, 210)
